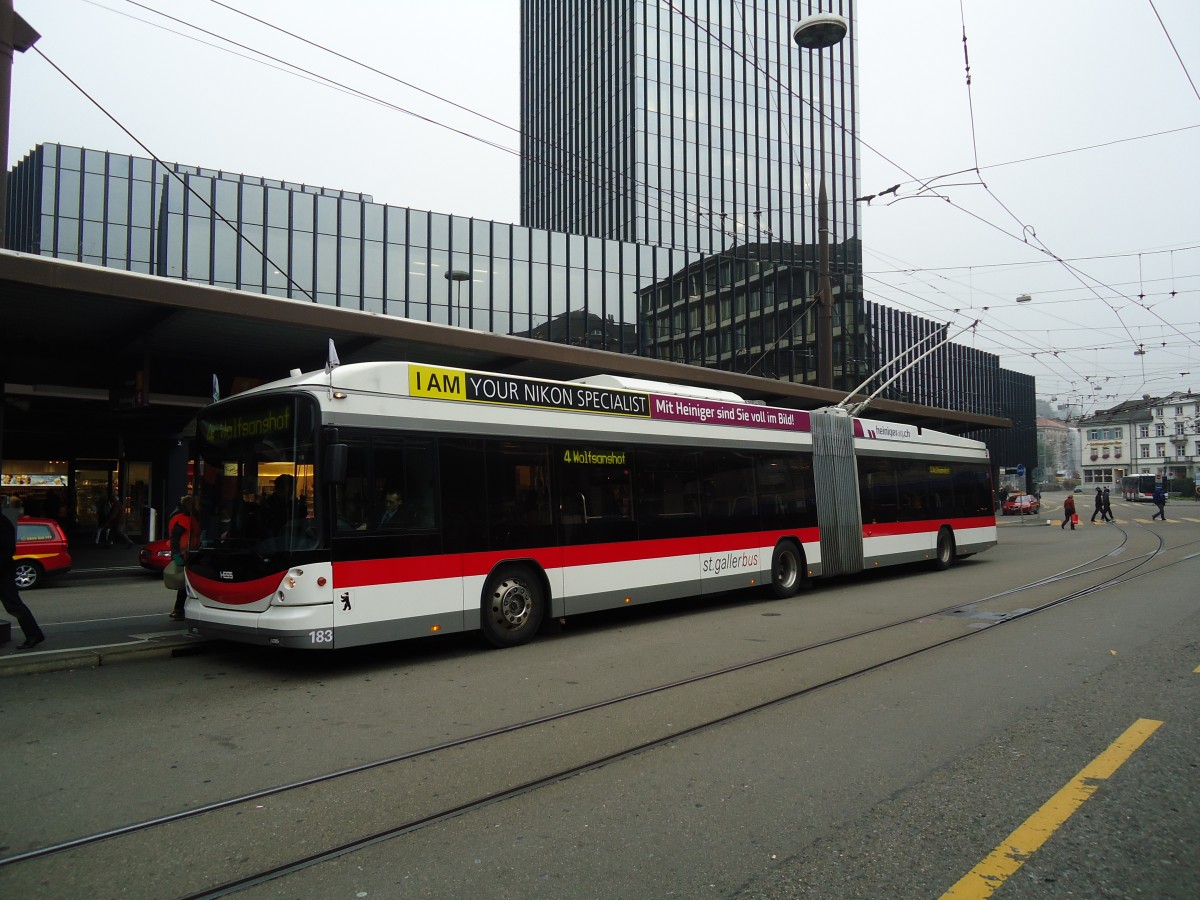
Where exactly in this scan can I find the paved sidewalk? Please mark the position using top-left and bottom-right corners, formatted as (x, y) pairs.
(2, 536), (217, 676)
(0, 632), (213, 676)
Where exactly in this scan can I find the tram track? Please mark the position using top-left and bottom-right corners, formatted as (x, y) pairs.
(3, 524), (1196, 898)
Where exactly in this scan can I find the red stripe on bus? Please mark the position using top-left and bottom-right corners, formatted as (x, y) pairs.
(189, 570), (285, 606)
(861, 516), (993, 537)
(333, 529), (827, 588)
(202, 518), (992, 599)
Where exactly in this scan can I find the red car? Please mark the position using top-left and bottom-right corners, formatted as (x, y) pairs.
(14, 516), (73, 588)
(1001, 494), (1041, 516)
(139, 538), (174, 573)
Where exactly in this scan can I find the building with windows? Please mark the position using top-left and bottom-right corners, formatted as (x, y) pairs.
(1078, 399), (1150, 486)
(6, 140), (1031, 421)
(1145, 392), (1199, 485)
(521, 0), (863, 389)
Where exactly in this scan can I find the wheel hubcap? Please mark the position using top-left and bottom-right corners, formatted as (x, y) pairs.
(492, 580), (532, 629)
(777, 553), (797, 588)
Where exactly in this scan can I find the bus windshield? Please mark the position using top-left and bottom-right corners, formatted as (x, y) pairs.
(193, 395), (319, 554)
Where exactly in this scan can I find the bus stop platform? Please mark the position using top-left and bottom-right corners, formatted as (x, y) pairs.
(0, 631), (212, 677)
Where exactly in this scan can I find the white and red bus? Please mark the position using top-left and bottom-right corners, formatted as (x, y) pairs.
(182, 362), (996, 649)
(1120, 472), (1157, 502)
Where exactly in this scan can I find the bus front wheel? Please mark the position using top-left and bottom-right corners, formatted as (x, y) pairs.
(769, 541), (804, 599)
(480, 567), (545, 648)
(933, 527), (956, 571)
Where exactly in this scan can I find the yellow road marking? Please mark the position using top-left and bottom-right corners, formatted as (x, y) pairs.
(941, 718), (1163, 899)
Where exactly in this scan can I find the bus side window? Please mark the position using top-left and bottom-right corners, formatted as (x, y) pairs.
(370, 438), (437, 531)
(334, 440), (370, 532)
(486, 440), (554, 550)
(636, 448), (699, 538)
(441, 439), (487, 553)
(858, 456), (898, 524)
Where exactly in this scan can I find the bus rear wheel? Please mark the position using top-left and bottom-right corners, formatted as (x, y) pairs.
(933, 527), (956, 571)
(769, 541), (804, 599)
(480, 567), (545, 648)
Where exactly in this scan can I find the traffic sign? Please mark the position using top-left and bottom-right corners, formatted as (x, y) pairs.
(1016, 464), (1026, 477)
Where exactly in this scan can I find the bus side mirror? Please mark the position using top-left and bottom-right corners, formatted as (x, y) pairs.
(323, 443), (348, 485)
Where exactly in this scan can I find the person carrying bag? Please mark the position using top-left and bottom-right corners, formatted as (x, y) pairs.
(166, 496), (200, 619)
(1061, 494), (1077, 531)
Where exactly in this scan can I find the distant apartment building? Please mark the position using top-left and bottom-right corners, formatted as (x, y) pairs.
(1077, 398), (1152, 485)
(1142, 392), (1199, 484)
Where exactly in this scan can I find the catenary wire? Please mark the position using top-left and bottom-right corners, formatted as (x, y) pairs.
(54, 0), (1200, 396)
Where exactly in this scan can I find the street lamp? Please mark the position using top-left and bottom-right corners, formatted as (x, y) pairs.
(793, 12), (848, 390)
(0, 1), (41, 249)
(444, 269), (470, 327)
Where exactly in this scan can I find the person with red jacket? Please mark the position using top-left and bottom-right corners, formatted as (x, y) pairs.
(1061, 494), (1076, 531)
(168, 495), (201, 620)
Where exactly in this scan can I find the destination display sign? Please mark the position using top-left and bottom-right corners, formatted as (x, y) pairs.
(408, 364), (813, 433)
(201, 405), (293, 444)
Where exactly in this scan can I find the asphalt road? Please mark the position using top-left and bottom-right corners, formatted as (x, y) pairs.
(1, 507), (1197, 898)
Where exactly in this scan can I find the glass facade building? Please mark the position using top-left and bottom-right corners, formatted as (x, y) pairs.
(7, 141), (859, 379)
(521, 0), (863, 386)
(5, 140), (1030, 428)
(6, 143), (658, 350)
(520, 0), (857, 257)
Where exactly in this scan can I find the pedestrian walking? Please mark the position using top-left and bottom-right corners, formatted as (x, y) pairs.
(1151, 484), (1167, 521)
(1061, 494), (1076, 530)
(1, 513), (46, 650)
(168, 496), (201, 620)
(1089, 486), (1104, 523)
(107, 494), (134, 547)
(1101, 486), (1113, 523)
(94, 494), (111, 546)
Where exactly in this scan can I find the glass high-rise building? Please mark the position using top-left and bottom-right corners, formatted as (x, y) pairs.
(521, 0), (862, 386)
(521, 0), (856, 256)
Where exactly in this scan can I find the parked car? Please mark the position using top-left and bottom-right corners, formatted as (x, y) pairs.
(1002, 494), (1041, 516)
(139, 537), (173, 574)
(14, 516), (73, 588)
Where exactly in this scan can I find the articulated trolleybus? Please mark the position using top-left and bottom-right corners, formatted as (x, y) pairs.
(183, 362), (996, 650)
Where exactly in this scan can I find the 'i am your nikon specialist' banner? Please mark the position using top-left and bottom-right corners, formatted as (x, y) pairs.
(409, 365), (651, 417)
(408, 364), (812, 433)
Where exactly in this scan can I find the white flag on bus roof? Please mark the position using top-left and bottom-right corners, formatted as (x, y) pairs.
(325, 339), (341, 374)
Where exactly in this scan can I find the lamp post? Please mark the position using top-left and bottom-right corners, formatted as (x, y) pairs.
(0, 0), (40, 249)
(793, 12), (848, 390)
(444, 269), (470, 327)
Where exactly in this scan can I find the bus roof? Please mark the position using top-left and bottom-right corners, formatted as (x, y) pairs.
(228, 361), (989, 456)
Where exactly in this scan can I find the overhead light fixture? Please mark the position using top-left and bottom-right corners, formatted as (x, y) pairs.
(1134, 344), (1146, 356)
(1016, 293), (1032, 303)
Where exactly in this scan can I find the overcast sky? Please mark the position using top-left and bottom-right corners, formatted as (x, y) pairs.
(9, 0), (1199, 420)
